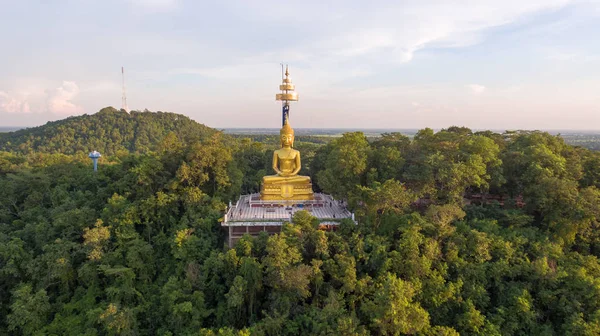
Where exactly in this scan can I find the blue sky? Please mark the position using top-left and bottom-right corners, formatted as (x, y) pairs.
(0, 0), (599, 129)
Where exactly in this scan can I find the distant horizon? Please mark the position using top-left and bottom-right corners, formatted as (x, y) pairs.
(2, 106), (600, 134)
(2, 108), (600, 133)
(3, 124), (600, 135)
(221, 127), (600, 133)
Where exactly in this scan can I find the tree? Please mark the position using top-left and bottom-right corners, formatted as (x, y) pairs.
(263, 234), (313, 304)
(404, 129), (502, 203)
(358, 179), (416, 227)
(363, 273), (430, 335)
(7, 283), (51, 335)
(317, 132), (370, 199)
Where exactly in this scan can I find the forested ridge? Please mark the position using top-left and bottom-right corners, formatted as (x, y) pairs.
(0, 107), (216, 156)
(1, 121), (600, 335)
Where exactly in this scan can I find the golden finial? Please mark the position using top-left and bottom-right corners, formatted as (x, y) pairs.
(276, 64), (298, 101)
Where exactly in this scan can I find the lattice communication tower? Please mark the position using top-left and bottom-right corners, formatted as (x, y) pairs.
(121, 66), (129, 112)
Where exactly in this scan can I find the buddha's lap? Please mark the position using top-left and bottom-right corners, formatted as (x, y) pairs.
(262, 175), (311, 184)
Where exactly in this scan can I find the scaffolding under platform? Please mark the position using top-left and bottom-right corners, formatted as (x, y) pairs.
(221, 193), (355, 247)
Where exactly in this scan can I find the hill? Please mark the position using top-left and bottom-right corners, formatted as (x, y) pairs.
(0, 107), (217, 155)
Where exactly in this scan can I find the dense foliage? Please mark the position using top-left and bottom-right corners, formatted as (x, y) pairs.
(0, 107), (216, 156)
(1, 122), (600, 335)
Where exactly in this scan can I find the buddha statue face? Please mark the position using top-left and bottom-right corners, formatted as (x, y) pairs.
(280, 117), (294, 148)
(281, 133), (294, 148)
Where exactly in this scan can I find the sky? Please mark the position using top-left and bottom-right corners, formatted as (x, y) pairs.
(0, 0), (599, 130)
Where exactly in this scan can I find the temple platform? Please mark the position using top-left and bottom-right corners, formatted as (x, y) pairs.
(222, 193), (355, 247)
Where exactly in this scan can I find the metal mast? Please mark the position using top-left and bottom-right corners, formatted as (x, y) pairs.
(275, 64), (298, 126)
(121, 66), (129, 112)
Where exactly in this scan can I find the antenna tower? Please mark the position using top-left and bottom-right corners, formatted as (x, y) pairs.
(121, 66), (129, 112)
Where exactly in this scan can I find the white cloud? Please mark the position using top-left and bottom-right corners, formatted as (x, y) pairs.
(167, 0), (577, 107)
(46, 81), (83, 115)
(227, 0), (572, 66)
(0, 91), (31, 113)
(0, 80), (88, 116)
(148, 0), (584, 110)
(467, 84), (486, 94)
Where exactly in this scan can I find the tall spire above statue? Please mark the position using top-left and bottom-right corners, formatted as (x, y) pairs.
(276, 64), (299, 126)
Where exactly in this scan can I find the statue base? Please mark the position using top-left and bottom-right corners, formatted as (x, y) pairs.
(260, 182), (314, 201)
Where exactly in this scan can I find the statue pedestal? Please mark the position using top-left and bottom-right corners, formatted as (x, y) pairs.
(260, 182), (314, 200)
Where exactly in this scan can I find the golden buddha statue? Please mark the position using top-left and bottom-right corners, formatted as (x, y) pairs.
(260, 117), (314, 200)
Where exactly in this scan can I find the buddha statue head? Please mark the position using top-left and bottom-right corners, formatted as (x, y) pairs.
(280, 117), (294, 148)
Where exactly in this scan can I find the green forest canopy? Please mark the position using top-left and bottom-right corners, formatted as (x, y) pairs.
(1, 112), (600, 335)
